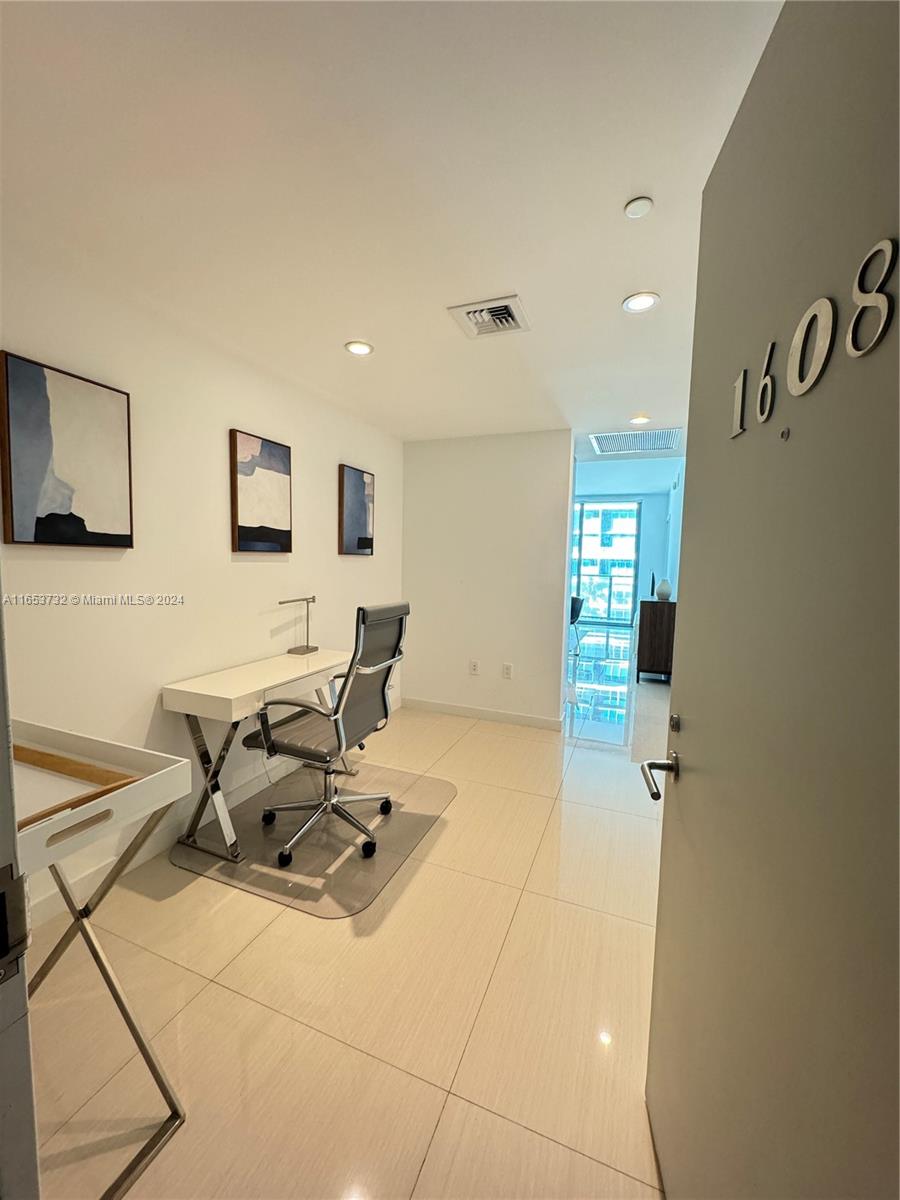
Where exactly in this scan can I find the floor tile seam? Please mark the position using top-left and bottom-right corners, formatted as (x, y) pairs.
(519, 888), (658, 931)
(444, 790), (556, 1096)
(80, 918), (226, 984)
(406, 847), (532, 892)
(470, 724), (578, 748)
(422, 767), (559, 801)
(443, 1092), (665, 1195)
(209, 975), (455, 1093)
(356, 752), (445, 776)
(206, 895), (288, 979)
(37, 978), (216, 1156)
(363, 715), (480, 776)
(406, 1091), (453, 1200)
(554, 796), (662, 824)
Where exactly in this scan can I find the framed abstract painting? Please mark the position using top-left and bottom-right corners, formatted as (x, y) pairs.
(0, 352), (133, 547)
(338, 463), (374, 555)
(230, 428), (292, 552)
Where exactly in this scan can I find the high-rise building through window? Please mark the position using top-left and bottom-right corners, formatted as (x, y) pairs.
(569, 500), (641, 743)
(570, 501), (640, 625)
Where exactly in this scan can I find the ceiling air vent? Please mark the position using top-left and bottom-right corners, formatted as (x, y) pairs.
(448, 295), (530, 338)
(589, 428), (682, 455)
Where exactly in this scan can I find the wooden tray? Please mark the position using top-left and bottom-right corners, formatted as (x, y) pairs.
(15, 744), (141, 831)
(14, 720), (191, 874)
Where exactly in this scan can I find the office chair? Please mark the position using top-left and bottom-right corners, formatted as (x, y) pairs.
(570, 595), (585, 658)
(242, 602), (409, 867)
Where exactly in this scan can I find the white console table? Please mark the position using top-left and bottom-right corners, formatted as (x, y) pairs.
(161, 649), (350, 861)
(15, 719), (191, 1198)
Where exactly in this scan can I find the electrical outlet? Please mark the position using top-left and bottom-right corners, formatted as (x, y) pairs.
(503, 662), (514, 680)
(469, 659), (480, 676)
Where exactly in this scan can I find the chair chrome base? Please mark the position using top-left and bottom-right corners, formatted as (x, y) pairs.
(262, 769), (391, 866)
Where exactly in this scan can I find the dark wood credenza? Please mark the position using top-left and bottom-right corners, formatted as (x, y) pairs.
(636, 600), (676, 681)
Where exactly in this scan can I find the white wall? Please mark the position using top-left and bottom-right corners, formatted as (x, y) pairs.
(0, 256), (404, 913)
(575, 455), (685, 600)
(574, 456), (682, 496)
(666, 465), (685, 597)
(402, 430), (573, 728)
(637, 493), (670, 602)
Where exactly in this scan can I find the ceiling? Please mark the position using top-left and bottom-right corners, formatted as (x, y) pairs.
(1, 1), (780, 443)
(574, 455), (684, 496)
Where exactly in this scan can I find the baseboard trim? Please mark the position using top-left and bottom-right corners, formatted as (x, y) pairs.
(27, 755), (303, 929)
(402, 696), (563, 732)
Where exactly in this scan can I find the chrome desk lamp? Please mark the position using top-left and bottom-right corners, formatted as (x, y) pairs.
(279, 594), (318, 655)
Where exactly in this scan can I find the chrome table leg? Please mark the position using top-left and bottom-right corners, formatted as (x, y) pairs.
(177, 714), (243, 861)
(29, 808), (185, 1198)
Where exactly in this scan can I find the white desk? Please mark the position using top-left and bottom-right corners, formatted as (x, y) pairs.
(161, 648), (350, 723)
(162, 649), (351, 861)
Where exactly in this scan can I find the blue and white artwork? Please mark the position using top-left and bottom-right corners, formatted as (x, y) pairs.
(338, 463), (374, 555)
(230, 429), (292, 553)
(1, 353), (133, 547)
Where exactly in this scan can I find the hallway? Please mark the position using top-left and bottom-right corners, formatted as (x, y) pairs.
(29, 695), (669, 1199)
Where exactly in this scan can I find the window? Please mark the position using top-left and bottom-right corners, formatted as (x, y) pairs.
(570, 500), (640, 626)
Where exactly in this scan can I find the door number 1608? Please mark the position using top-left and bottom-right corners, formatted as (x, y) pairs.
(731, 237), (898, 439)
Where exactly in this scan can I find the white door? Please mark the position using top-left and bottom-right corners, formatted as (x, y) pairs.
(645, 4), (898, 1198)
(0, 580), (41, 1196)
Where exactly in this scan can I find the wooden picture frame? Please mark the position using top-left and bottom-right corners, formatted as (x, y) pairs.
(0, 351), (134, 547)
(338, 463), (375, 555)
(230, 428), (292, 553)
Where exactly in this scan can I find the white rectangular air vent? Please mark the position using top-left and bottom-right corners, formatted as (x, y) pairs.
(448, 295), (530, 338)
(589, 428), (682, 455)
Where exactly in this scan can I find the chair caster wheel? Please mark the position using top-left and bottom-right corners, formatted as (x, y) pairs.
(358, 742), (366, 750)
(277, 849), (293, 868)
(379, 799), (392, 815)
(262, 810), (276, 826)
(361, 840), (377, 859)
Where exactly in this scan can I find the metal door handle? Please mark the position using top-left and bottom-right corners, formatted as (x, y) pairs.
(640, 752), (679, 801)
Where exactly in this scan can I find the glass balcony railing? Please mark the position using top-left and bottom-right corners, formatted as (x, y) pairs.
(568, 620), (635, 746)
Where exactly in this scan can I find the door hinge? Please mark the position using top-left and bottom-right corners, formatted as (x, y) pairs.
(0, 863), (30, 987)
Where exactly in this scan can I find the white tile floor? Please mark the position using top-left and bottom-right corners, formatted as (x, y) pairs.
(30, 691), (669, 1199)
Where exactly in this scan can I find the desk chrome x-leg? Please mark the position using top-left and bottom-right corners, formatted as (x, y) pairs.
(177, 714), (243, 862)
(29, 805), (185, 1200)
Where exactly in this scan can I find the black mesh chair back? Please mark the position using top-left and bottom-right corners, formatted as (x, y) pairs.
(334, 602), (409, 750)
(570, 595), (585, 625)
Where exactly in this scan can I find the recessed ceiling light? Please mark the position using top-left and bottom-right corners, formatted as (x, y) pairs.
(622, 292), (660, 314)
(629, 415), (651, 426)
(344, 341), (374, 356)
(624, 196), (653, 219)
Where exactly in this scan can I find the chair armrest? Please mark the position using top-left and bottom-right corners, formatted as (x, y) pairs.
(257, 699), (336, 757)
(260, 698), (335, 719)
(356, 652), (404, 676)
